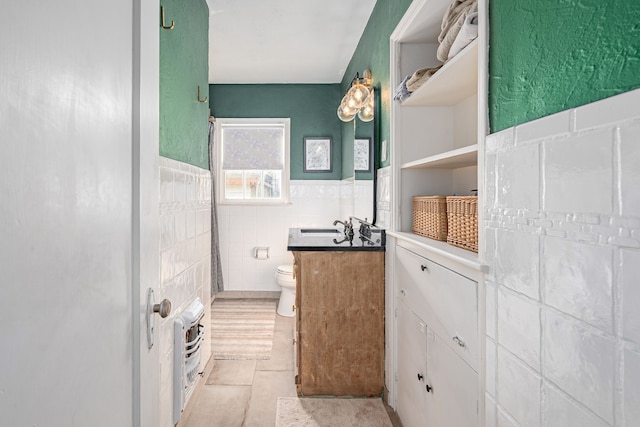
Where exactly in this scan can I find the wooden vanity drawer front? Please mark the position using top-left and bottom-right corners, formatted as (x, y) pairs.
(396, 245), (478, 368)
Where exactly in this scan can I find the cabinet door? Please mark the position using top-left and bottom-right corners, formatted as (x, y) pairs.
(425, 327), (479, 427)
(397, 245), (478, 369)
(397, 303), (428, 427)
(296, 251), (384, 396)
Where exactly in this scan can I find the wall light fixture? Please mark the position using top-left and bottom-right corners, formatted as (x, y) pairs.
(337, 70), (374, 122)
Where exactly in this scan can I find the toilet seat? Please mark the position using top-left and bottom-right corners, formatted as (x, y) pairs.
(276, 265), (293, 275)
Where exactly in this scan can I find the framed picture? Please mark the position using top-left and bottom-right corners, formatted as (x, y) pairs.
(354, 137), (372, 172)
(303, 137), (332, 172)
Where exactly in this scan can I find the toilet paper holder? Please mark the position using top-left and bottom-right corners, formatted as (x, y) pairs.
(254, 247), (270, 259)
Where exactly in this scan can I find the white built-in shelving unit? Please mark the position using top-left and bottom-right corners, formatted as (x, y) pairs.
(388, 0), (487, 266)
(386, 0), (488, 426)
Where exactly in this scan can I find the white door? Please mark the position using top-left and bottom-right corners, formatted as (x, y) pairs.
(0, 1), (160, 426)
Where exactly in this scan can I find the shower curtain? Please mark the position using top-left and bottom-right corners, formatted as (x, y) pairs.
(209, 119), (224, 295)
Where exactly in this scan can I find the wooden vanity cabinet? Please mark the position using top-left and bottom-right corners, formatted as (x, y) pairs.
(292, 250), (385, 397)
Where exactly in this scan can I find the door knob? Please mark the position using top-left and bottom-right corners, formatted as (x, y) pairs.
(146, 288), (170, 349)
(153, 299), (172, 318)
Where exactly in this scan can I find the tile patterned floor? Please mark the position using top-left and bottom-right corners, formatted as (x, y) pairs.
(184, 311), (296, 427)
(184, 301), (401, 427)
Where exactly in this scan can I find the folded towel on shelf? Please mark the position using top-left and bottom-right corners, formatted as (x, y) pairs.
(405, 65), (443, 92)
(437, 0), (478, 62)
(447, 12), (478, 60)
(393, 75), (413, 102)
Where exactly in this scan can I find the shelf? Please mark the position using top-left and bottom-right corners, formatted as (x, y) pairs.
(387, 231), (488, 273)
(401, 144), (478, 169)
(397, 0), (451, 43)
(401, 40), (478, 107)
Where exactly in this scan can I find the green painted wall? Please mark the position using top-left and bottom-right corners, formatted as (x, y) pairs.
(489, 0), (640, 133)
(209, 84), (343, 180)
(341, 0), (413, 170)
(160, 0), (210, 169)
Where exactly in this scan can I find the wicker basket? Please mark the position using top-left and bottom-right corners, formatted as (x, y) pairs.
(412, 196), (448, 241)
(446, 196), (478, 252)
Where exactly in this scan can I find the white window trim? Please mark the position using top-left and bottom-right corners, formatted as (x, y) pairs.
(215, 117), (291, 205)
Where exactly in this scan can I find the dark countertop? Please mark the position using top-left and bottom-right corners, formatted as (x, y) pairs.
(287, 227), (386, 252)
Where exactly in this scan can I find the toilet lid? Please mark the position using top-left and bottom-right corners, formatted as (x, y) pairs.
(277, 265), (294, 274)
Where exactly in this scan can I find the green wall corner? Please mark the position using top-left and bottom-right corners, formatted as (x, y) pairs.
(489, 0), (640, 133)
(160, 0), (210, 169)
(209, 84), (342, 180)
(341, 0), (413, 170)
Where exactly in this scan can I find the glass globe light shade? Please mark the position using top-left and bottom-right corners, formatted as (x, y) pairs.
(337, 105), (356, 122)
(340, 95), (358, 114)
(346, 82), (370, 110)
(339, 98), (357, 116)
(358, 105), (374, 122)
(358, 89), (375, 122)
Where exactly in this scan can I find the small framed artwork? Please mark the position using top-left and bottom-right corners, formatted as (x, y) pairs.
(303, 137), (332, 172)
(354, 137), (372, 172)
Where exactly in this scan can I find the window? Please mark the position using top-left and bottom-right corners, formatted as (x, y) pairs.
(216, 118), (290, 204)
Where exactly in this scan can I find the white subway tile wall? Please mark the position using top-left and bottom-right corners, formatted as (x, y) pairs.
(376, 166), (392, 229)
(621, 249), (640, 345)
(496, 144), (540, 210)
(158, 157), (212, 427)
(217, 180), (342, 291)
(486, 337), (497, 397)
(619, 122), (640, 216)
(624, 349), (640, 423)
(497, 347), (542, 427)
(543, 384), (610, 427)
(497, 288), (541, 370)
(484, 88), (640, 427)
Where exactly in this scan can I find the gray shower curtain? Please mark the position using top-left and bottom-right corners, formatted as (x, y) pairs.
(209, 120), (224, 295)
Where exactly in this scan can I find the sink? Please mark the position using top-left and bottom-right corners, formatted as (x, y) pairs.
(288, 227), (386, 251)
(299, 228), (342, 236)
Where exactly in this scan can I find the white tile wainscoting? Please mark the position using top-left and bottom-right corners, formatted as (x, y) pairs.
(376, 166), (392, 230)
(484, 89), (640, 427)
(217, 180), (347, 292)
(159, 156), (213, 427)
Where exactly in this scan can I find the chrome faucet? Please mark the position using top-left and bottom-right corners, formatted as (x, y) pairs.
(332, 218), (354, 244)
(351, 216), (381, 246)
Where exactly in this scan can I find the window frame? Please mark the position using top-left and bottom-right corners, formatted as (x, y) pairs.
(215, 118), (291, 205)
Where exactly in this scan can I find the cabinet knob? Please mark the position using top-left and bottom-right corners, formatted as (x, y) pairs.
(453, 336), (466, 348)
(417, 373), (423, 381)
(420, 264), (428, 272)
(426, 384), (433, 393)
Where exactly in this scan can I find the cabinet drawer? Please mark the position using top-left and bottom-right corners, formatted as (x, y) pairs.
(396, 245), (478, 368)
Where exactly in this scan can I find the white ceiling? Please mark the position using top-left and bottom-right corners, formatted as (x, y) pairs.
(206, 0), (377, 84)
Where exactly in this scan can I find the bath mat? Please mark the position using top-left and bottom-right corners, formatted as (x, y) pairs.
(275, 397), (393, 427)
(210, 299), (276, 360)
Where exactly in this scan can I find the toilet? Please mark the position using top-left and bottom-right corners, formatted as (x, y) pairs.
(275, 265), (296, 317)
